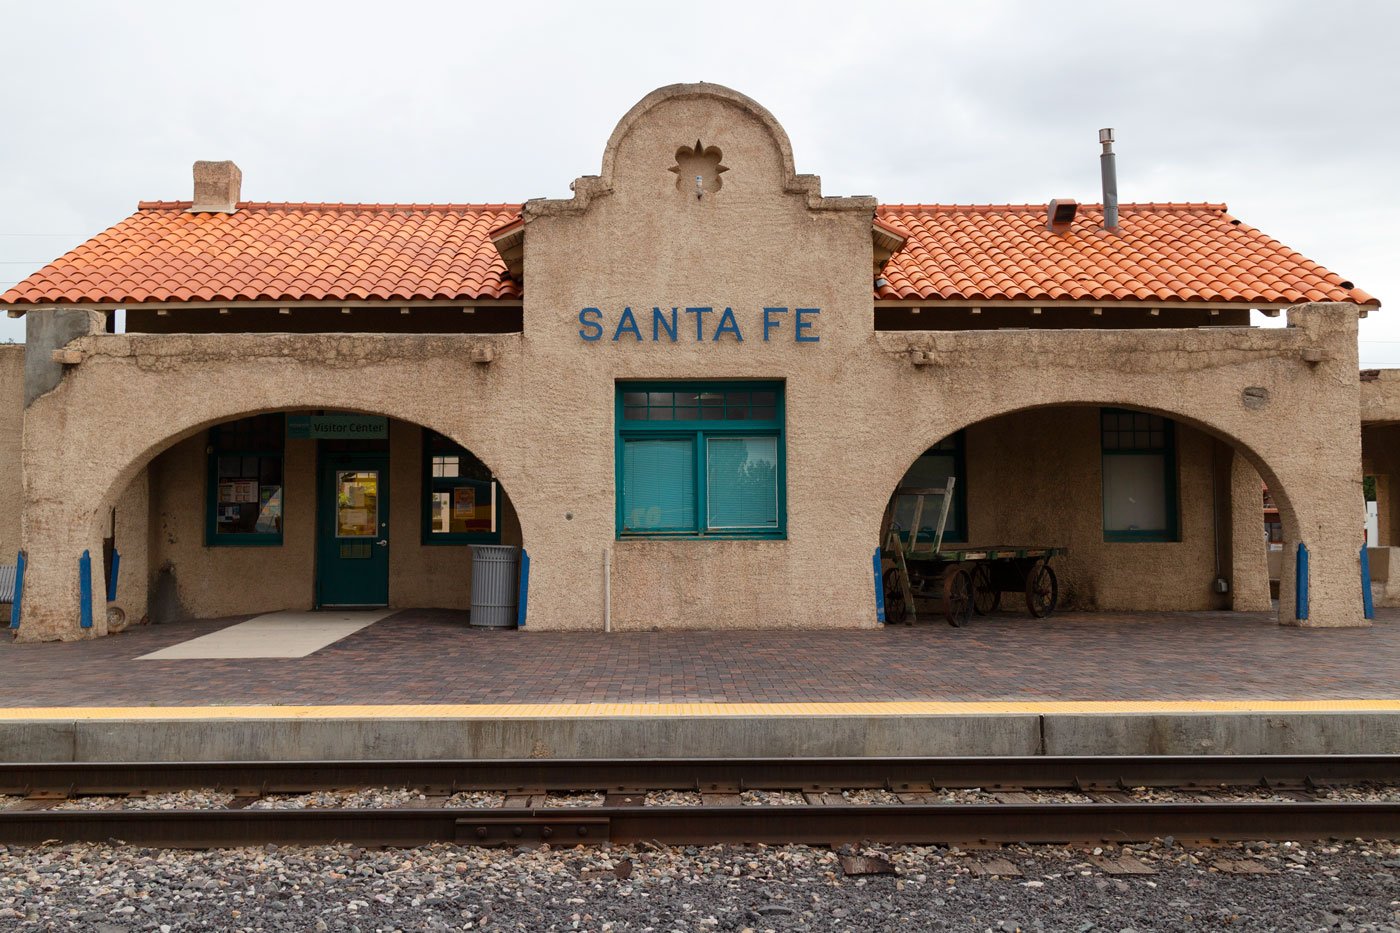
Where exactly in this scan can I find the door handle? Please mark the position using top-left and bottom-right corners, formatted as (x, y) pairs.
(376, 539), (388, 547)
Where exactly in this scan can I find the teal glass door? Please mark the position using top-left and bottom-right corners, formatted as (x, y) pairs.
(317, 452), (389, 607)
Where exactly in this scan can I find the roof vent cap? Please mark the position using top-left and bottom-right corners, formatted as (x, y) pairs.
(188, 160), (242, 214)
(1046, 198), (1078, 233)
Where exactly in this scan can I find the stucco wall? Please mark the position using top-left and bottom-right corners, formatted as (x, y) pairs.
(0, 345), (22, 562)
(959, 409), (1221, 611)
(148, 432), (317, 620)
(12, 84), (1369, 639)
(142, 418), (519, 621)
(1229, 452), (1273, 611)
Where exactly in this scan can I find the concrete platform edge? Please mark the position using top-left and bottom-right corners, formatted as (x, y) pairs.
(0, 711), (1396, 762)
(1041, 712), (1400, 756)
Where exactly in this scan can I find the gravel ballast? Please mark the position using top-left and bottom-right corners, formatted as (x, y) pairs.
(0, 838), (1396, 931)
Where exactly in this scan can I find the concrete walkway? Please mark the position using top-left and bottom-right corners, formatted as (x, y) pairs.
(2, 608), (1397, 708)
(136, 610), (391, 660)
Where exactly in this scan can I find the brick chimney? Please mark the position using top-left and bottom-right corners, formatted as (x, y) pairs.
(187, 160), (242, 213)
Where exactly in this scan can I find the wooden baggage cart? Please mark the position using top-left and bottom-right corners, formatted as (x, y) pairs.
(881, 480), (1066, 627)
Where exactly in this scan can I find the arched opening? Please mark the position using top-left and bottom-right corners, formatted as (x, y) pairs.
(879, 403), (1296, 625)
(1361, 419), (1400, 608)
(96, 408), (523, 631)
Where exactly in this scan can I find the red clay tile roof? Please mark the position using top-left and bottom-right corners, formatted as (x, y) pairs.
(1, 200), (1376, 308)
(876, 202), (1377, 306)
(0, 202), (522, 306)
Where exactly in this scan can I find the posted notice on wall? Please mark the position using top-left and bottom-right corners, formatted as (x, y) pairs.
(453, 487), (476, 519)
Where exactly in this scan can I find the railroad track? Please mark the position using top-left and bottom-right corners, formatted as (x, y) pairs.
(1, 756), (1396, 848)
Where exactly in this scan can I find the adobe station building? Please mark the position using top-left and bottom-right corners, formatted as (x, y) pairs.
(0, 83), (1379, 642)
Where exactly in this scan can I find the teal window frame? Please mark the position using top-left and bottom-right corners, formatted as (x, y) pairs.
(615, 381), (786, 539)
(205, 414), (285, 547)
(420, 429), (502, 546)
(1100, 408), (1179, 542)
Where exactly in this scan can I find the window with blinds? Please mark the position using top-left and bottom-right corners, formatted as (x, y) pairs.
(1100, 409), (1178, 542)
(617, 383), (784, 538)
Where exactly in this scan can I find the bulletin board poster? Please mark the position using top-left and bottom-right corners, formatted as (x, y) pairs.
(453, 487), (476, 519)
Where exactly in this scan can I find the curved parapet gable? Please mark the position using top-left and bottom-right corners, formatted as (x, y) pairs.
(527, 82), (875, 219)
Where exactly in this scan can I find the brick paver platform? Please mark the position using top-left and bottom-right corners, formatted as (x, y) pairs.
(3, 608), (1397, 708)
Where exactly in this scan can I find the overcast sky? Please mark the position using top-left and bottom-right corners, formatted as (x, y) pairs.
(2, 1), (1396, 359)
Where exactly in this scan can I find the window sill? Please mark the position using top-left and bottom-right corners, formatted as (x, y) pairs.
(205, 538), (284, 548)
(421, 536), (504, 547)
(1103, 533), (1179, 544)
(617, 532), (787, 541)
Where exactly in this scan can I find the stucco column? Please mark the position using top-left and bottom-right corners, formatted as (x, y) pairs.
(110, 469), (150, 627)
(1229, 452), (1272, 611)
(15, 499), (107, 641)
(1373, 474), (1392, 547)
(1275, 303), (1366, 627)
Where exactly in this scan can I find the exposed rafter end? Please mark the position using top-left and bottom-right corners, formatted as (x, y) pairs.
(1260, 308), (1282, 318)
(871, 218), (909, 279)
(489, 217), (526, 281)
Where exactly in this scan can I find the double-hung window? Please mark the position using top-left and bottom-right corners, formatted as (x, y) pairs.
(1101, 408), (1178, 542)
(616, 382), (785, 538)
(206, 414), (285, 546)
(422, 430), (500, 544)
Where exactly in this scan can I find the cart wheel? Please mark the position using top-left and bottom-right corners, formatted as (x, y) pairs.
(1026, 560), (1058, 618)
(943, 568), (973, 627)
(971, 562), (1000, 615)
(882, 568), (908, 624)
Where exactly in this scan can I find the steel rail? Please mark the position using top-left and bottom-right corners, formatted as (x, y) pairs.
(1, 755), (1396, 796)
(0, 802), (1396, 849)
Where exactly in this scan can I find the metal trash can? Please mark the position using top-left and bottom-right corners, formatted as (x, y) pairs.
(469, 544), (520, 628)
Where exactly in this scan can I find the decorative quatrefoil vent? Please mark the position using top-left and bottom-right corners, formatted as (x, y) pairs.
(669, 140), (728, 197)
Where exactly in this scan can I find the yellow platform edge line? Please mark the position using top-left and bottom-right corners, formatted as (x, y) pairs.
(2, 699), (1400, 721)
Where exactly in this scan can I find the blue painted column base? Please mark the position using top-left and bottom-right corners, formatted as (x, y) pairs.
(872, 548), (886, 624)
(79, 550), (93, 630)
(1361, 544), (1375, 621)
(8, 551), (25, 630)
(1295, 542), (1309, 622)
(516, 549), (530, 628)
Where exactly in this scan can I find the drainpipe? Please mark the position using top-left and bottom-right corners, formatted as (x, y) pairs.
(1099, 128), (1119, 231)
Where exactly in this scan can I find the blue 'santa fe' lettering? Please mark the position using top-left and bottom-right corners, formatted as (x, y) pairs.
(613, 306), (643, 341)
(578, 307), (603, 341)
(713, 307), (743, 341)
(763, 307), (788, 341)
(684, 307), (713, 340)
(579, 306), (819, 343)
(653, 307), (679, 342)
